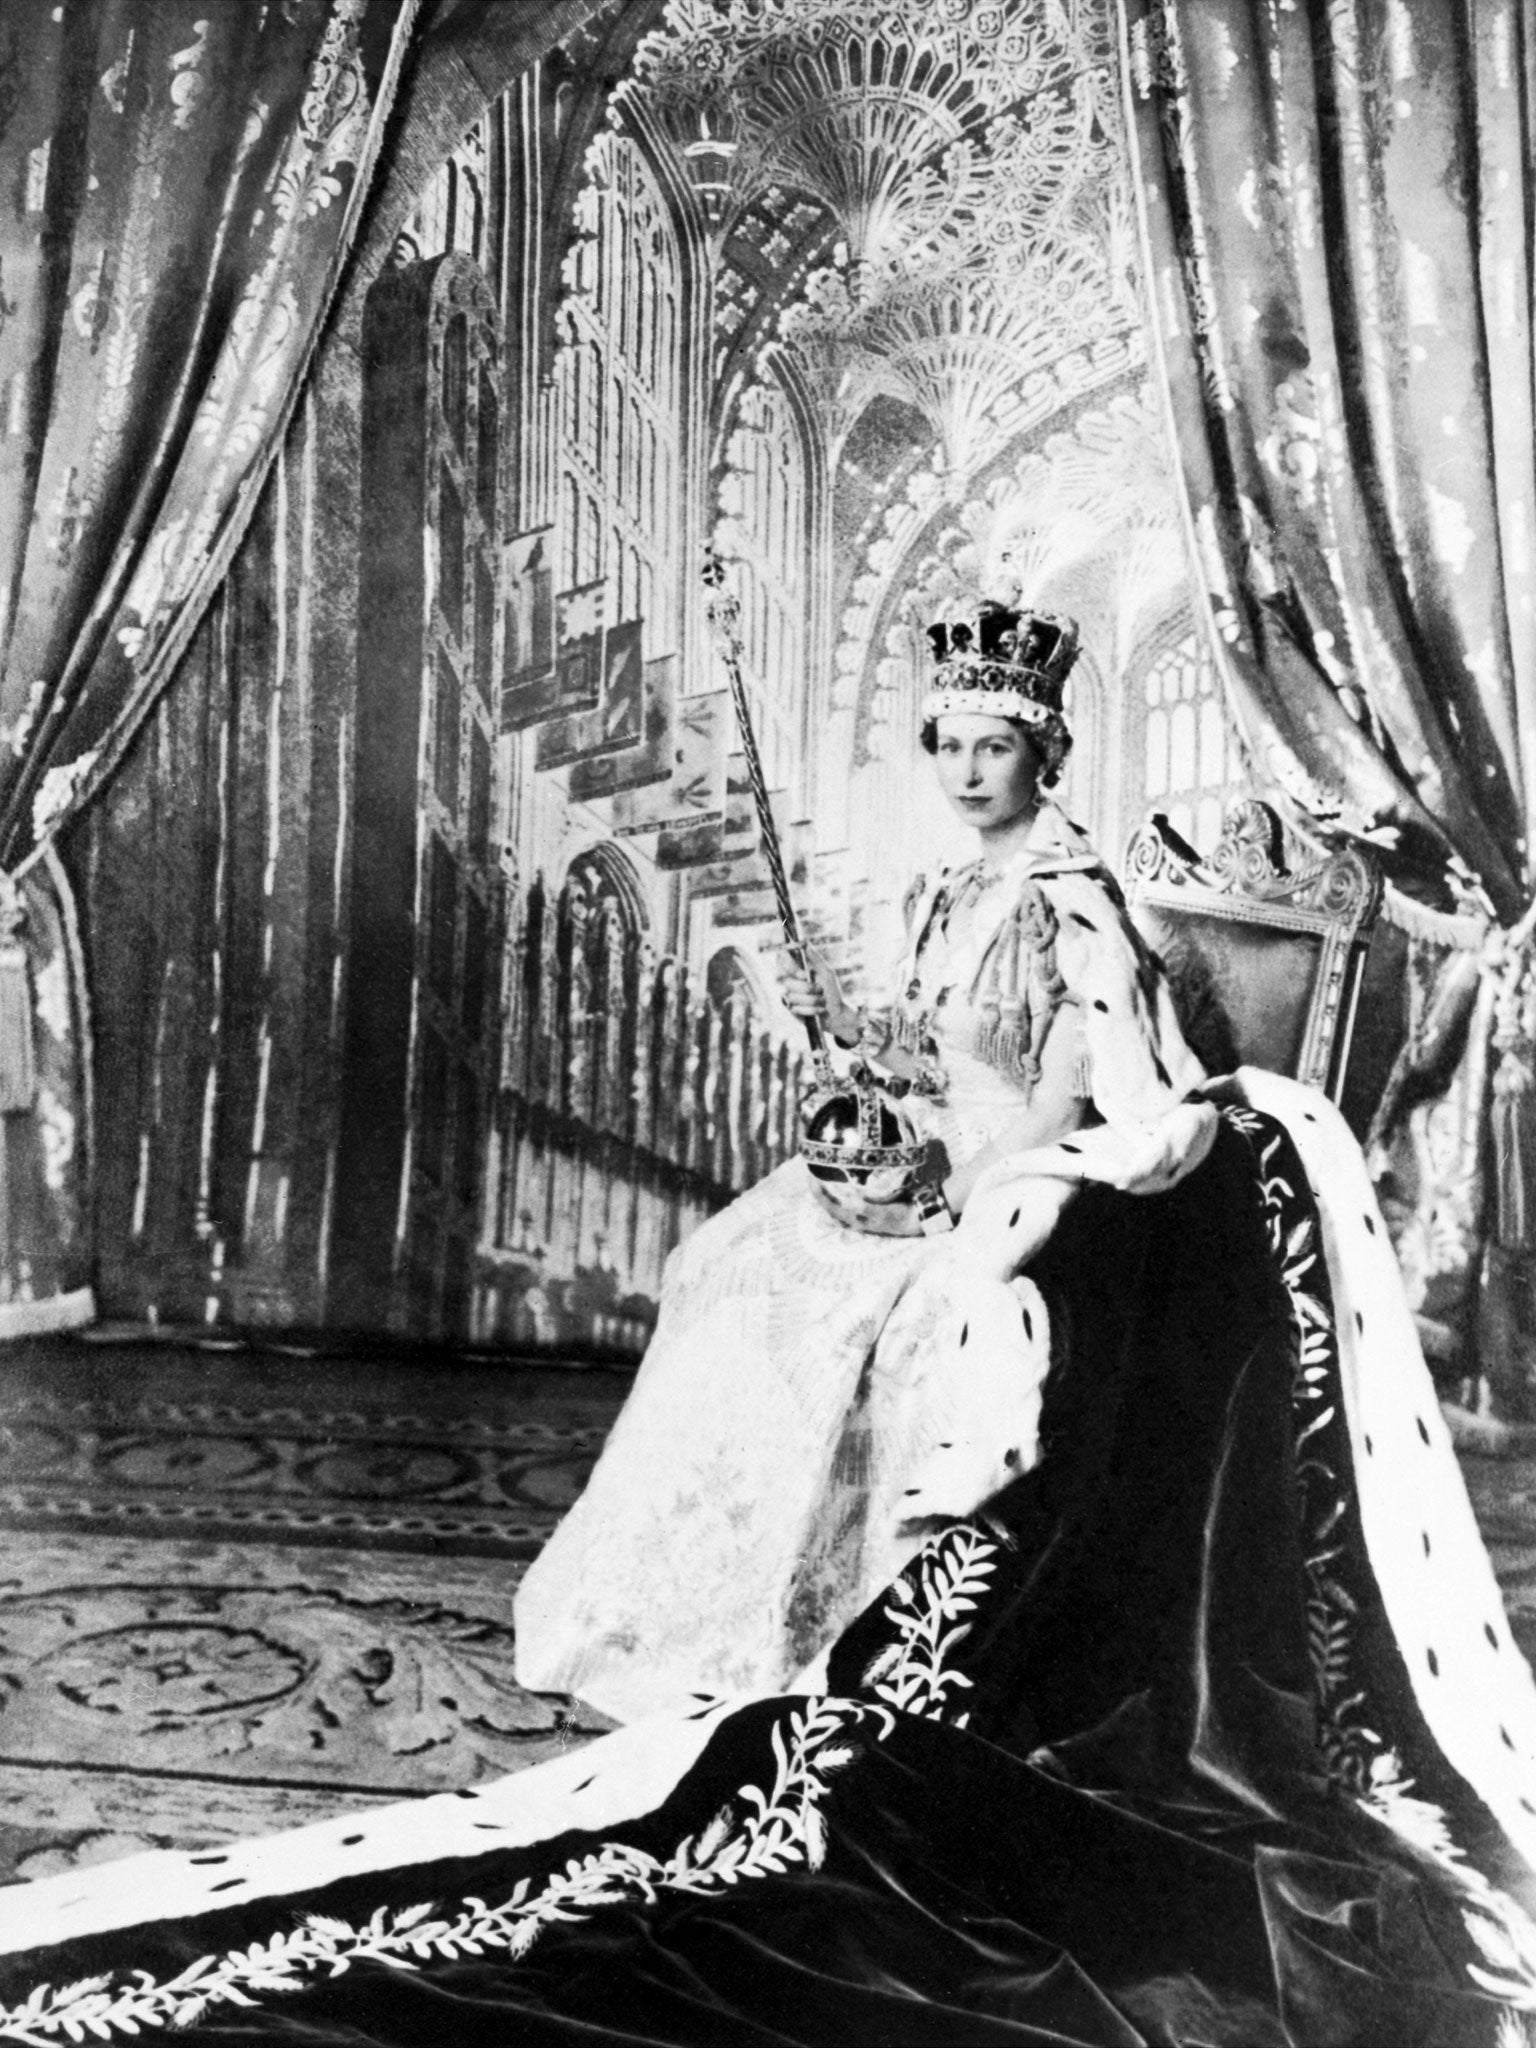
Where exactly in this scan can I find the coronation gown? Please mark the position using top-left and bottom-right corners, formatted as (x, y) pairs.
(6, 807), (1536, 2045)
(513, 800), (1210, 1723)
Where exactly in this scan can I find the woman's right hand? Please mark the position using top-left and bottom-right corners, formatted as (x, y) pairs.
(777, 947), (858, 1042)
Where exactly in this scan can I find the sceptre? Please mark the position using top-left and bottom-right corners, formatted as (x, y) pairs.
(700, 551), (837, 1094)
(700, 552), (930, 1207)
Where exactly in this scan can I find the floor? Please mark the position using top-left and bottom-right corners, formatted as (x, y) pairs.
(0, 1332), (1533, 1887)
(0, 1333), (627, 1882)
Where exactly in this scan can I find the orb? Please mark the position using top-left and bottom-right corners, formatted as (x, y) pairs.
(799, 1076), (928, 1212)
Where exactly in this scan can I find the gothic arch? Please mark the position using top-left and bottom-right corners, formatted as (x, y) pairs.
(705, 943), (774, 1019)
(1056, 641), (1105, 824)
(1125, 600), (1200, 691)
(334, 1), (651, 350)
(564, 840), (650, 936)
(712, 344), (827, 801)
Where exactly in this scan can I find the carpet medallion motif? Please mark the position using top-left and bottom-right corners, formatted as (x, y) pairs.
(0, 1345), (625, 1880)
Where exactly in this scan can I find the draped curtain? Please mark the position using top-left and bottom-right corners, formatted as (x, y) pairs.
(1121, 0), (1536, 1409)
(0, 0), (421, 1334)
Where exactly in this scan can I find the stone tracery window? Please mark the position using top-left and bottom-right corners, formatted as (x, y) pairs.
(395, 119), (491, 270)
(554, 131), (682, 657)
(718, 376), (810, 792)
(1138, 629), (1245, 853)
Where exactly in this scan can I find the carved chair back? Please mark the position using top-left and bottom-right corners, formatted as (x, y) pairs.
(1123, 800), (1383, 1104)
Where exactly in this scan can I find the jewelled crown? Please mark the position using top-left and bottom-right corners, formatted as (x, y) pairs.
(922, 603), (1080, 727)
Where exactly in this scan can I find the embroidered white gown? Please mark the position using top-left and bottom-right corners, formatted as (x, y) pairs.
(514, 805), (1209, 1723)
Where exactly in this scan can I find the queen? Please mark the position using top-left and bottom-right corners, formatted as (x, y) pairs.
(514, 600), (1221, 1723)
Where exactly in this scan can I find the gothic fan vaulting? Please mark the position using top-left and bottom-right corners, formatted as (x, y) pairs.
(607, 0), (1166, 887)
(631, 0), (1139, 502)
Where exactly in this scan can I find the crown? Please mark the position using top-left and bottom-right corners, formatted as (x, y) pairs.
(922, 602), (1079, 726)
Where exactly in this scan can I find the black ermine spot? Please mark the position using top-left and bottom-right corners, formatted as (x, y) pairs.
(574, 1776), (596, 1792)
(1004, 1448), (1021, 1470)
(1304, 1112), (1316, 1123)
(341, 1835), (366, 1846)
(1416, 1416), (1430, 1445)
(1422, 1532), (1431, 1556)
(210, 1879), (246, 1893)
(959, 1323), (969, 1346)
(1503, 1727), (1516, 1750)
(1364, 1214), (1376, 1234)
(1426, 1648), (1439, 1677)
(1071, 912), (1097, 930)
(1487, 1624), (1501, 1650)
(1364, 1435), (1374, 1456)
(1022, 1308), (1034, 1342)
(1060, 1143), (1081, 1156)
(1093, 999), (1108, 1012)
(189, 1855), (228, 1865)
(903, 1488), (922, 1496)
(1010, 1209), (1020, 1227)
(1355, 1311), (1364, 1334)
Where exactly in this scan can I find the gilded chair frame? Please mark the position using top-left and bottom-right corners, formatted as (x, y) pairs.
(1124, 800), (1384, 1103)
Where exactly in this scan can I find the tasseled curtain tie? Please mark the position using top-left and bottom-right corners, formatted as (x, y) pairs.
(1382, 880), (1536, 1252)
(0, 872), (36, 1114)
(1486, 902), (1536, 1253)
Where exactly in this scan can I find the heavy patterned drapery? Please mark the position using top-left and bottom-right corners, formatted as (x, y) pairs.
(1121, 0), (1536, 1412)
(0, 0), (422, 1334)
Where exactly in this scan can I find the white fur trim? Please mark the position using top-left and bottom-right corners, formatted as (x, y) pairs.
(0, 1704), (739, 1955)
(1231, 1067), (1536, 1876)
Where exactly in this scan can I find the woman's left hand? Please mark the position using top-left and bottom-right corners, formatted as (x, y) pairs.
(810, 1181), (925, 1236)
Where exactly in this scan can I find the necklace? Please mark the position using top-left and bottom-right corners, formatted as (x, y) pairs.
(938, 862), (1002, 933)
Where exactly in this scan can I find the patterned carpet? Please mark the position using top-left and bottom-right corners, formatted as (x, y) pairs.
(0, 1339), (619, 1558)
(0, 1336), (627, 1882)
(0, 1334), (1533, 1889)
